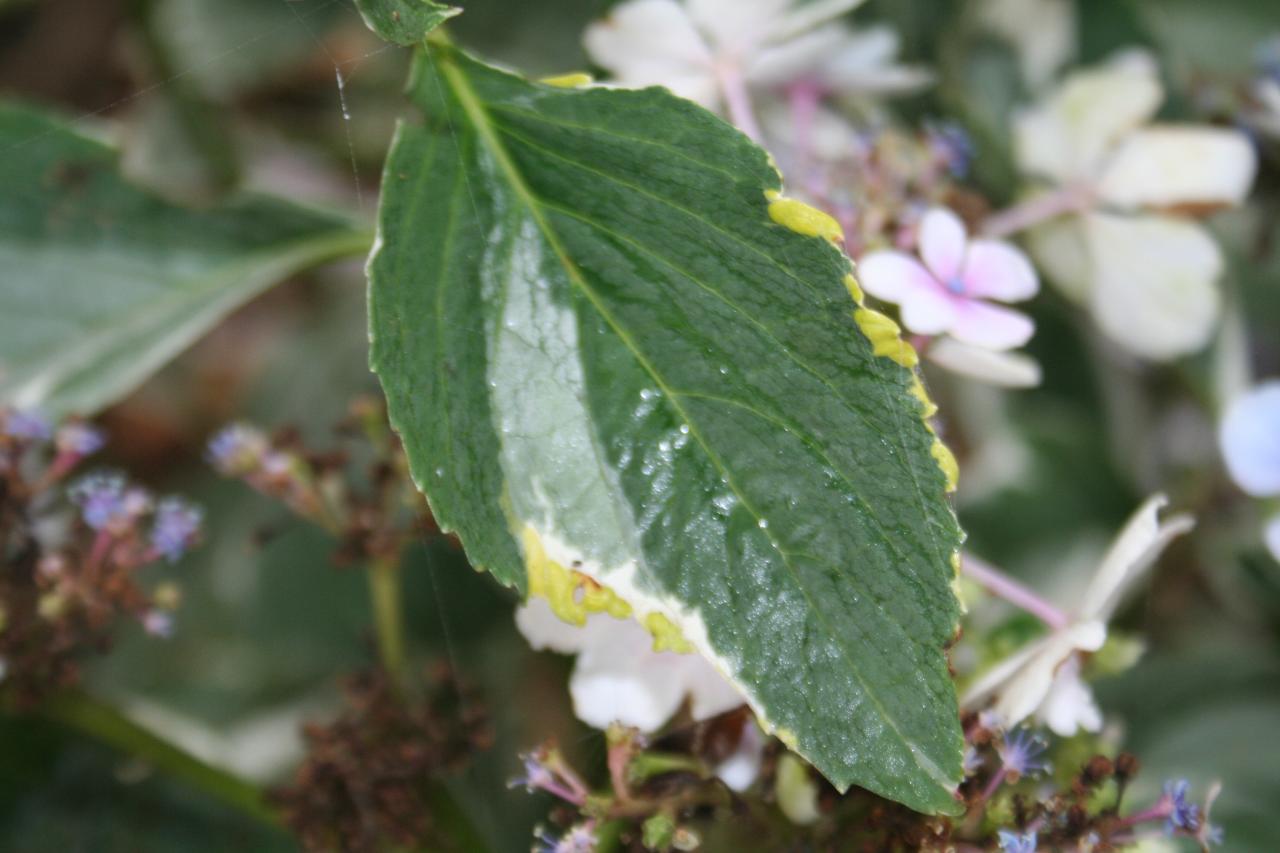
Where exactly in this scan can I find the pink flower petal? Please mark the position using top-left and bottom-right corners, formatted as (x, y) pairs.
(949, 301), (1035, 350)
(919, 207), (968, 283)
(961, 240), (1039, 302)
(856, 251), (956, 334)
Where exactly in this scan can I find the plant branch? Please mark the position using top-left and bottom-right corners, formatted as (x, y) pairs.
(39, 689), (281, 827)
(368, 554), (408, 689)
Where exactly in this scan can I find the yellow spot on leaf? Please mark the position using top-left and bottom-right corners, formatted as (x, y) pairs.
(645, 612), (694, 654)
(843, 273), (865, 306)
(765, 190), (844, 244)
(522, 526), (632, 625)
(854, 308), (919, 368)
(930, 439), (959, 493)
(540, 72), (593, 88)
(909, 376), (938, 419)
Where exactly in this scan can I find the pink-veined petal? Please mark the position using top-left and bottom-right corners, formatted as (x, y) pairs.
(918, 207), (968, 283)
(961, 240), (1039, 302)
(948, 301), (1035, 350)
(856, 250), (955, 334)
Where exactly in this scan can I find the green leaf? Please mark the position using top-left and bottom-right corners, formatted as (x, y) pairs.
(0, 105), (371, 417)
(354, 0), (461, 47)
(368, 44), (965, 813)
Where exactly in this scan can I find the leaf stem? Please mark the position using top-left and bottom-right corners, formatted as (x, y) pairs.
(368, 554), (408, 688)
(39, 689), (281, 827)
(960, 553), (1070, 630)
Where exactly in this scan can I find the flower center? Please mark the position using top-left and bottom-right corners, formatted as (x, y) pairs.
(945, 276), (967, 296)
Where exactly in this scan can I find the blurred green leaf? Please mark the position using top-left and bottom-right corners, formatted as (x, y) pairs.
(0, 104), (370, 417)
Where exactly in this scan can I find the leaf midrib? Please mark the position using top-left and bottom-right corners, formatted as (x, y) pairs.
(435, 48), (953, 792)
(1, 227), (369, 401)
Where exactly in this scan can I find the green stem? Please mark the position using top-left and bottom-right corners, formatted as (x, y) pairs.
(369, 554), (408, 688)
(40, 690), (280, 827)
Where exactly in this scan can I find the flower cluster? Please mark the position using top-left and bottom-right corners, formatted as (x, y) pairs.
(0, 408), (196, 708)
(206, 397), (437, 566)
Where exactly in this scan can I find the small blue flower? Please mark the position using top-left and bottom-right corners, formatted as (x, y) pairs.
(535, 824), (596, 853)
(70, 472), (128, 530)
(510, 752), (556, 792)
(150, 497), (202, 562)
(1164, 779), (1201, 834)
(997, 829), (1037, 853)
(206, 423), (268, 475)
(142, 609), (175, 638)
(1000, 728), (1049, 777)
(56, 422), (106, 457)
(925, 120), (974, 178)
(4, 410), (51, 442)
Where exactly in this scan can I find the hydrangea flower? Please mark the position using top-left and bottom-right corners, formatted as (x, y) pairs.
(3, 409), (51, 442)
(1162, 779), (1201, 835)
(582, 0), (927, 138)
(150, 497), (203, 563)
(999, 728), (1048, 777)
(1218, 382), (1280, 561)
(535, 823), (597, 853)
(206, 423), (269, 475)
(963, 495), (1193, 735)
(998, 830), (1037, 853)
(1014, 50), (1257, 361)
(70, 472), (130, 531)
(55, 422), (106, 457)
(516, 598), (744, 733)
(858, 207), (1039, 349)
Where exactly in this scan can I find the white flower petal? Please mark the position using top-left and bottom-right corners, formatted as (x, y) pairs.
(772, 0), (865, 44)
(515, 599), (595, 654)
(979, 0), (1075, 88)
(990, 626), (1099, 728)
(1013, 50), (1162, 184)
(688, 0), (791, 53)
(683, 655), (748, 720)
(948, 301), (1035, 350)
(518, 600), (743, 733)
(1037, 655), (1103, 736)
(1084, 212), (1223, 361)
(1097, 126), (1257, 210)
(1219, 382), (1280, 497)
(570, 621), (691, 732)
(961, 239), (1039, 302)
(1265, 514), (1280, 563)
(962, 634), (1054, 711)
(583, 0), (715, 104)
(1027, 214), (1092, 302)
(1078, 495), (1194, 622)
(856, 250), (956, 334)
(919, 207), (968, 282)
(714, 720), (765, 791)
(927, 337), (1043, 388)
(749, 25), (847, 88)
(815, 25), (933, 95)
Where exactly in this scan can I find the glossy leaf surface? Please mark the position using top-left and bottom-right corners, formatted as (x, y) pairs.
(368, 45), (965, 813)
(0, 106), (369, 417)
